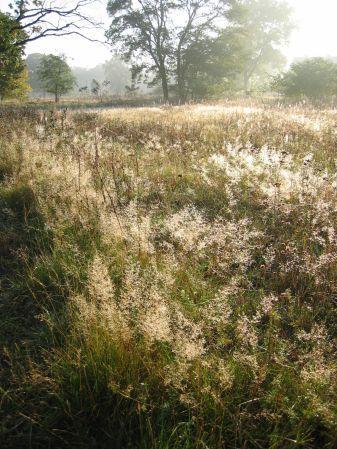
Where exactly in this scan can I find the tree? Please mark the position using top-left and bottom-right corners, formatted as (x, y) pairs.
(273, 58), (337, 99)
(106, 0), (171, 102)
(106, 0), (233, 103)
(103, 58), (130, 95)
(0, 12), (30, 100)
(7, 66), (31, 99)
(227, 0), (293, 93)
(180, 28), (244, 99)
(25, 53), (44, 95)
(38, 54), (76, 102)
(173, 0), (233, 103)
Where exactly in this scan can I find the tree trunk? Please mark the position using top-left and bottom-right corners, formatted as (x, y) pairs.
(177, 78), (186, 104)
(161, 77), (169, 103)
(177, 64), (186, 104)
(176, 44), (187, 104)
(159, 63), (169, 103)
(55, 92), (59, 103)
(177, 54), (183, 104)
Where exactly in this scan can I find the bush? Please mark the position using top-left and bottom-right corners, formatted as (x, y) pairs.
(273, 57), (337, 99)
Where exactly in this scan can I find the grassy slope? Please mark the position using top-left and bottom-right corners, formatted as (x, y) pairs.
(0, 104), (337, 448)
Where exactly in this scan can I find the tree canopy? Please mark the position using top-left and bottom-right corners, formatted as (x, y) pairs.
(226, 0), (293, 93)
(273, 58), (337, 99)
(38, 54), (76, 102)
(0, 0), (308, 102)
(0, 12), (29, 100)
(106, 0), (294, 102)
(106, 0), (234, 103)
(25, 52), (44, 94)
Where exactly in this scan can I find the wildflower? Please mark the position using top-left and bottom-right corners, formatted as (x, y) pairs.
(236, 315), (258, 348)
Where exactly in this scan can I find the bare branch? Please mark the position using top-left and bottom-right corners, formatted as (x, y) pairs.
(8, 0), (106, 46)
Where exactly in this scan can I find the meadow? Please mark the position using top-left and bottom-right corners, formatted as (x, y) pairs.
(1, 102), (337, 448)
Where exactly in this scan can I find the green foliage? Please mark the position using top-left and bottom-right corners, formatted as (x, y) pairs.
(0, 12), (30, 100)
(106, 0), (172, 101)
(37, 54), (76, 102)
(273, 57), (337, 99)
(89, 79), (112, 101)
(106, 0), (294, 101)
(228, 0), (294, 92)
(1, 0), (102, 100)
(106, 0), (232, 102)
(27, 55), (130, 98)
(25, 53), (45, 94)
(181, 31), (245, 98)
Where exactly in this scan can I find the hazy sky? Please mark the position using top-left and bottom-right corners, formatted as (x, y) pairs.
(1, 0), (337, 67)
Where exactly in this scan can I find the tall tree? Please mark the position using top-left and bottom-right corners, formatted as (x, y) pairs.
(174, 0), (232, 103)
(38, 54), (76, 102)
(106, 0), (172, 102)
(103, 58), (130, 95)
(0, 12), (29, 100)
(228, 0), (293, 93)
(25, 53), (44, 94)
(180, 30), (244, 99)
(106, 0), (233, 103)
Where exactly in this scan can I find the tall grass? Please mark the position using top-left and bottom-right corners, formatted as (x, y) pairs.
(1, 103), (337, 448)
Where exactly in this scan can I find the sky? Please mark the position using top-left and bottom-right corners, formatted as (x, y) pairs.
(1, 0), (337, 68)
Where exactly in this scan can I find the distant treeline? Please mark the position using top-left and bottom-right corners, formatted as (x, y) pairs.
(25, 54), (132, 98)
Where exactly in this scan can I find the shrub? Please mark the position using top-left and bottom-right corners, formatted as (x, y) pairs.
(273, 57), (337, 99)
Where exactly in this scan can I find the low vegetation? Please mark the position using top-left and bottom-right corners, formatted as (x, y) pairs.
(1, 102), (337, 448)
